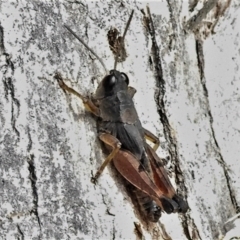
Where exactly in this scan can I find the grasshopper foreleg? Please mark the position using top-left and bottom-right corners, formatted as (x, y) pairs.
(54, 72), (99, 116)
(91, 133), (121, 184)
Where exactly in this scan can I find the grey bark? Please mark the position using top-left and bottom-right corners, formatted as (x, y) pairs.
(0, 0), (239, 239)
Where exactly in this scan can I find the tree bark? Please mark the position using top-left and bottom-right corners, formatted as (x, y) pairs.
(0, 0), (239, 239)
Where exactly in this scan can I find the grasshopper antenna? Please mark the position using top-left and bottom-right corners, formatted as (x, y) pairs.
(64, 24), (108, 75)
(114, 10), (134, 70)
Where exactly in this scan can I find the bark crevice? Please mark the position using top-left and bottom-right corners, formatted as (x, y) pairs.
(0, 24), (20, 139)
(27, 154), (42, 231)
(111, 221), (116, 240)
(17, 224), (24, 240)
(195, 39), (240, 213)
(0, 24), (5, 55)
(3, 77), (20, 138)
(143, 7), (202, 240)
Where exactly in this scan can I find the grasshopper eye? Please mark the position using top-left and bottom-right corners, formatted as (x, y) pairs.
(121, 73), (129, 85)
(103, 75), (116, 89)
(108, 75), (116, 86)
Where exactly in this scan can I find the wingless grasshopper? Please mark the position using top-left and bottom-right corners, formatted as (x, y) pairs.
(55, 10), (188, 222)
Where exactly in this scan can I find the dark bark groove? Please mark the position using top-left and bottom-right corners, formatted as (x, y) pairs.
(195, 39), (240, 213)
(27, 154), (42, 231)
(143, 6), (202, 240)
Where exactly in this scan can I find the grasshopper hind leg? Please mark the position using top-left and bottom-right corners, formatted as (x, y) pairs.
(91, 133), (121, 183)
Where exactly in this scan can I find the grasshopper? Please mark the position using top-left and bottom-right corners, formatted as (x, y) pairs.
(55, 10), (188, 222)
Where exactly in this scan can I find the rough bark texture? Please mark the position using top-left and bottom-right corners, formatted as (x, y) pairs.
(0, 0), (239, 239)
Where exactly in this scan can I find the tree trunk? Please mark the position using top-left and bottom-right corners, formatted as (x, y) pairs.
(0, 0), (239, 239)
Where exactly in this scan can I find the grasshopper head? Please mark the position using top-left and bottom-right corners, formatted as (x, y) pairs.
(94, 70), (129, 100)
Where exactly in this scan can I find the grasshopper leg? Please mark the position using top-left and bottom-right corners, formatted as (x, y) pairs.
(91, 133), (121, 184)
(143, 128), (160, 151)
(54, 72), (99, 116)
